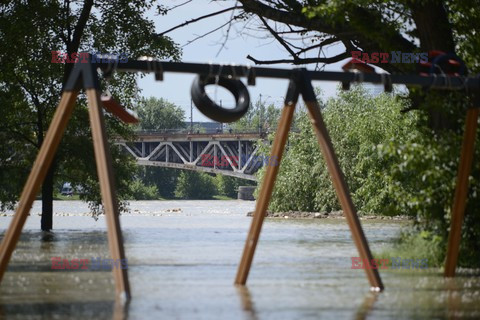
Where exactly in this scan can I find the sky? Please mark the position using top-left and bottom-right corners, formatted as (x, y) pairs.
(136, 1), (373, 122)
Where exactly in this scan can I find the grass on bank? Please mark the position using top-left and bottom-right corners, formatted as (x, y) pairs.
(374, 230), (445, 268)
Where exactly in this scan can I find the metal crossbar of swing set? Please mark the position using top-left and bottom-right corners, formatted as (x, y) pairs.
(93, 57), (480, 90)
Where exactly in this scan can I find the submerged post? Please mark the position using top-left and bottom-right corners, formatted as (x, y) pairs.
(445, 106), (480, 277)
(300, 70), (383, 290)
(235, 78), (299, 285)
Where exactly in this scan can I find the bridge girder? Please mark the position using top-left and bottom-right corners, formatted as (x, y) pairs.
(116, 133), (266, 181)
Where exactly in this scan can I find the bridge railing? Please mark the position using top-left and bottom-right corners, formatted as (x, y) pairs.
(133, 128), (269, 135)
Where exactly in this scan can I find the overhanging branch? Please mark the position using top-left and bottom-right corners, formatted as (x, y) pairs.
(159, 6), (243, 36)
(258, 16), (299, 61)
(246, 51), (350, 65)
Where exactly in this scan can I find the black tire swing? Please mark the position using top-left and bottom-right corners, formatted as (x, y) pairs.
(191, 74), (250, 123)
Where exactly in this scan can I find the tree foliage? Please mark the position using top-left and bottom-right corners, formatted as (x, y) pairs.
(175, 171), (217, 199)
(165, 1), (480, 267)
(164, 1), (480, 70)
(258, 86), (480, 267)
(164, 1), (480, 130)
(136, 97), (186, 131)
(134, 97), (187, 199)
(0, 1), (180, 229)
(137, 167), (179, 199)
(260, 86), (417, 213)
(230, 97), (281, 133)
(127, 179), (159, 200)
(215, 175), (255, 198)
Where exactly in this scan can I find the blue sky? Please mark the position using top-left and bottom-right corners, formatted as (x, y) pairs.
(137, 1), (354, 122)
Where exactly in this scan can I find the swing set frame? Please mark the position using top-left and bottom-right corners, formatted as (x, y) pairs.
(0, 53), (478, 300)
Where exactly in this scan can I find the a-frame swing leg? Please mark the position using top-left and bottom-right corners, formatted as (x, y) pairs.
(301, 78), (383, 291)
(235, 80), (299, 285)
(445, 107), (480, 277)
(235, 71), (383, 291)
(86, 88), (131, 299)
(0, 57), (131, 300)
(0, 90), (79, 282)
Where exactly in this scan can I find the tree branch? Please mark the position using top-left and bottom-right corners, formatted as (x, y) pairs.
(296, 37), (339, 55)
(183, 19), (235, 47)
(258, 15), (299, 61)
(216, 6), (243, 56)
(246, 51), (350, 65)
(238, 0), (415, 59)
(159, 6), (242, 36)
(68, 0), (93, 53)
(3, 127), (38, 148)
(166, 0), (192, 12)
(64, 0), (93, 84)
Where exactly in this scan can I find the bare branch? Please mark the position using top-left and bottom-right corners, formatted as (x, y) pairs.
(216, 5), (242, 56)
(159, 6), (243, 36)
(257, 16), (298, 61)
(166, 0), (192, 12)
(275, 29), (309, 35)
(295, 37), (339, 55)
(183, 20), (234, 47)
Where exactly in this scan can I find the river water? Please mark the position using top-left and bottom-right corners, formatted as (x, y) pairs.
(0, 200), (479, 319)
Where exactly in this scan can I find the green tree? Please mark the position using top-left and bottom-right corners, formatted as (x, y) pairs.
(168, 1), (479, 130)
(178, 1), (473, 72)
(260, 86), (417, 213)
(231, 97), (281, 133)
(215, 175), (255, 198)
(0, 1), (180, 230)
(127, 179), (159, 200)
(258, 86), (480, 267)
(175, 171), (217, 199)
(137, 97), (186, 131)
(137, 167), (178, 199)
(135, 97), (187, 198)
(168, 1), (480, 267)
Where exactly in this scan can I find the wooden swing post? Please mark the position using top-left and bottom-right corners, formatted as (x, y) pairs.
(0, 58), (131, 300)
(445, 107), (480, 277)
(235, 70), (383, 291)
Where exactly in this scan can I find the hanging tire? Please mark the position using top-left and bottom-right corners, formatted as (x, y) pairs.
(191, 75), (250, 123)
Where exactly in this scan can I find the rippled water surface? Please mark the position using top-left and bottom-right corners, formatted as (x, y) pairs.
(1, 200), (479, 319)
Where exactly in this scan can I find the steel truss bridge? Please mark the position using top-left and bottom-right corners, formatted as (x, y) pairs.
(116, 131), (267, 181)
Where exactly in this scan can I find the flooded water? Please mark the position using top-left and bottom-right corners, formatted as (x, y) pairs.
(0, 200), (479, 319)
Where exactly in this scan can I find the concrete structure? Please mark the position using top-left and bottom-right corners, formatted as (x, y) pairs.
(237, 186), (256, 200)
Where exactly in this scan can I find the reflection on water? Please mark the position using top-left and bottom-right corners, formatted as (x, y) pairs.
(1, 200), (480, 319)
(237, 286), (258, 320)
(113, 298), (129, 320)
(355, 292), (379, 320)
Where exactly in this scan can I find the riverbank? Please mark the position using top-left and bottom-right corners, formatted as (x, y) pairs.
(247, 210), (413, 221)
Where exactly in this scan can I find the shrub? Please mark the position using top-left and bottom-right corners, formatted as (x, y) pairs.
(174, 171), (217, 199)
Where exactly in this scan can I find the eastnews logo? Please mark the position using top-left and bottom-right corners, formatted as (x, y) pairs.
(51, 51), (129, 64)
(351, 257), (428, 269)
(51, 257), (128, 270)
(351, 51), (428, 64)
